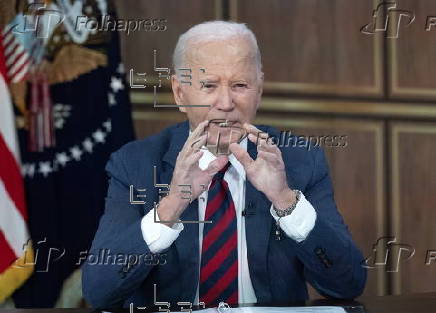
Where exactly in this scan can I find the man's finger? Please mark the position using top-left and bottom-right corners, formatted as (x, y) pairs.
(191, 120), (209, 138)
(204, 155), (229, 177)
(184, 120), (209, 152)
(247, 133), (267, 150)
(248, 133), (278, 153)
(229, 142), (254, 169)
(244, 123), (271, 147)
(257, 150), (279, 165)
(190, 134), (207, 151)
(185, 149), (204, 167)
(243, 123), (267, 137)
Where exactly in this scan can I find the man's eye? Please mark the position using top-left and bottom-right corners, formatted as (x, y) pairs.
(201, 82), (216, 89)
(234, 83), (247, 88)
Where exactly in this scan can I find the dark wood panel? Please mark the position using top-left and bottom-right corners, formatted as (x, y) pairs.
(391, 122), (436, 294)
(116, 0), (219, 88)
(389, 0), (436, 98)
(231, 0), (383, 96)
(133, 110), (186, 139)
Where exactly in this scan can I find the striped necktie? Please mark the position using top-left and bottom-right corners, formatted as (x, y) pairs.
(199, 162), (238, 306)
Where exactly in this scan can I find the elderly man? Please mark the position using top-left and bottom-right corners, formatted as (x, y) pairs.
(82, 21), (366, 308)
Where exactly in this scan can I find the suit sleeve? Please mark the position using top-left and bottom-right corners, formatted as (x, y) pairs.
(82, 149), (155, 308)
(289, 148), (367, 299)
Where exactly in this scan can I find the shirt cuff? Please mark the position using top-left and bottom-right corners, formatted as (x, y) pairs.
(140, 208), (184, 254)
(270, 192), (317, 242)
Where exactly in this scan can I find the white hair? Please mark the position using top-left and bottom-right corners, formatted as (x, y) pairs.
(172, 20), (262, 76)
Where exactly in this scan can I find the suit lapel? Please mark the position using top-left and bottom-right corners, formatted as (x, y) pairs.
(160, 121), (200, 302)
(244, 136), (273, 303)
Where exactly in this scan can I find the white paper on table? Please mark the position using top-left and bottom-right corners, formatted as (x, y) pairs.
(104, 305), (347, 313)
(192, 306), (346, 313)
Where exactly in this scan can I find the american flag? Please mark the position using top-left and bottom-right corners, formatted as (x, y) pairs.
(2, 27), (32, 83)
(2, 13), (54, 152)
(0, 21), (34, 303)
(1, 13), (44, 84)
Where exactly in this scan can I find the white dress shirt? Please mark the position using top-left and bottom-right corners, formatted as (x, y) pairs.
(140, 137), (317, 304)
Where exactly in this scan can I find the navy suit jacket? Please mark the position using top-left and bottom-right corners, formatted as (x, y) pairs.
(82, 121), (366, 308)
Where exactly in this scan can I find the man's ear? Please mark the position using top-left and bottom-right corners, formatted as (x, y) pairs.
(171, 74), (187, 113)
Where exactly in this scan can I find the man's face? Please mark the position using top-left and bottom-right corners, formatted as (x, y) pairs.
(171, 37), (263, 153)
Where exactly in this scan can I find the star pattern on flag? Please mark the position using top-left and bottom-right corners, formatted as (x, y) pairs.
(22, 118), (113, 179)
(117, 63), (125, 74)
(22, 164), (36, 178)
(108, 92), (116, 106)
(83, 138), (94, 153)
(103, 120), (112, 132)
(53, 103), (72, 129)
(92, 129), (106, 143)
(39, 162), (52, 177)
(70, 146), (83, 161)
(110, 76), (124, 93)
(56, 152), (70, 167)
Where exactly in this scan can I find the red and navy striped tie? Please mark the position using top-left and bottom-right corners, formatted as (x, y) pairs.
(200, 163), (238, 306)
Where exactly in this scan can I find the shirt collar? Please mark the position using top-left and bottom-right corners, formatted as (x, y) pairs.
(189, 129), (247, 180)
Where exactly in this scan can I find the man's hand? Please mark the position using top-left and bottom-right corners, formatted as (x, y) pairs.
(158, 120), (229, 225)
(229, 123), (296, 210)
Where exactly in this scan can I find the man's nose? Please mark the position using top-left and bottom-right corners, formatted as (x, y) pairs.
(215, 86), (235, 111)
